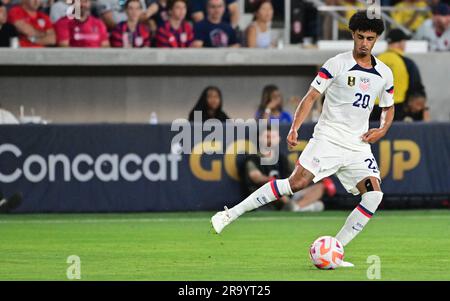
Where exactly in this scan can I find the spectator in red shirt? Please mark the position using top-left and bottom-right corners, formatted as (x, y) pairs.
(110, 0), (150, 48)
(7, 0), (55, 47)
(54, 0), (109, 47)
(155, 0), (193, 47)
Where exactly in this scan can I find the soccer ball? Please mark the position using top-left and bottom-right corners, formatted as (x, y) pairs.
(309, 236), (344, 270)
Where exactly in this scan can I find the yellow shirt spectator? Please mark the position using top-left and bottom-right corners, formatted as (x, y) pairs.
(377, 48), (409, 105)
(338, 0), (365, 31)
(392, 0), (431, 32)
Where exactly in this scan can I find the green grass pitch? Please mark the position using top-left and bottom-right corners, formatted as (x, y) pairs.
(0, 210), (449, 280)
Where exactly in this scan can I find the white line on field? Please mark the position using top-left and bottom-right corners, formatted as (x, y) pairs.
(0, 215), (448, 224)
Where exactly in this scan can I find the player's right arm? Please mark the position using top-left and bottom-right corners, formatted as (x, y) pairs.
(287, 57), (340, 148)
(287, 87), (321, 148)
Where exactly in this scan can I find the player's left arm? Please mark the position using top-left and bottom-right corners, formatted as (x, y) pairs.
(362, 105), (394, 144)
(362, 69), (395, 144)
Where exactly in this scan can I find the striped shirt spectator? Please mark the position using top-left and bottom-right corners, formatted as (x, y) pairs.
(156, 20), (193, 47)
(110, 0), (150, 47)
(155, 0), (192, 47)
(111, 21), (150, 47)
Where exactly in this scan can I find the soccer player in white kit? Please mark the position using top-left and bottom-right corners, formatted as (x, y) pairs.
(211, 11), (395, 267)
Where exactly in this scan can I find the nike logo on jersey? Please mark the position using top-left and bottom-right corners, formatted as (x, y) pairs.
(316, 80), (321, 85)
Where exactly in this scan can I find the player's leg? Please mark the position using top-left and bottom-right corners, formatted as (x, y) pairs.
(335, 176), (383, 246)
(211, 164), (314, 234)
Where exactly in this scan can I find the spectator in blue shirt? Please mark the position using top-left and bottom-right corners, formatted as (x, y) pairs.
(190, 0), (239, 29)
(255, 85), (293, 123)
(192, 0), (240, 48)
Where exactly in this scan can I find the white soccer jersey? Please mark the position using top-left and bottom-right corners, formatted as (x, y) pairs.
(310, 51), (394, 152)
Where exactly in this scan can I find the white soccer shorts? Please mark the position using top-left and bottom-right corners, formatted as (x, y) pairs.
(298, 138), (381, 195)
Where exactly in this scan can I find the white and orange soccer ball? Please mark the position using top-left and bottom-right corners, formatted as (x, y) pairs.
(309, 236), (344, 270)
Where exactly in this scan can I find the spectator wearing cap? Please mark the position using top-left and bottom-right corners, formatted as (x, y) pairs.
(110, 0), (150, 47)
(192, 0), (239, 48)
(191, 0), (239, 29)
(7, 0), (55, 47)
(392, 0), (431, 33)
(414, 2), (450, 51)
(371, 29), (426, 121)
(0, 0), (18, 47)
(155, 0), (193, 48)
(54, 0), (109, 47)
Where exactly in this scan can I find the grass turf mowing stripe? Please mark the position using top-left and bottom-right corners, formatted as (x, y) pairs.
(0, 213), (448, 224)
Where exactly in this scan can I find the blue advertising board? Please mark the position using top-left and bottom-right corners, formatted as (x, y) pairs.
(0, 123), (449, 212)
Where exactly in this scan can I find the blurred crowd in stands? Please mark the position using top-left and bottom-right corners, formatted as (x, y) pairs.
(322, 0), (449, 51)
(0, 1), (437, 125)
(0, 0), (448, 50)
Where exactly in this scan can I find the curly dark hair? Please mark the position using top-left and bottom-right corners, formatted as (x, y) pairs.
(349, 11), (385, 35)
